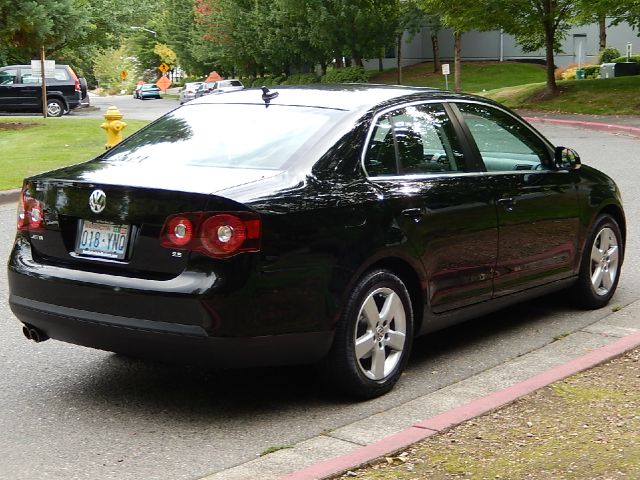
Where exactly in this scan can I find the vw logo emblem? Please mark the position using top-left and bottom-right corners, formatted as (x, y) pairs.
(89, 189), (106, 214)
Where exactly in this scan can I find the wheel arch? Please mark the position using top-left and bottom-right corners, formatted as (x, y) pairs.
(358, 257), (426, 336)
(598, 203), (626, 248)
(46, 94), (68, 109)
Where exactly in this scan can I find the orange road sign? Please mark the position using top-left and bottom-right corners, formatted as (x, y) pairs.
(156, 76), (171, 92)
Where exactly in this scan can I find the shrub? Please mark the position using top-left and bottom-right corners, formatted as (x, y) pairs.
(612, 55), (640, 64)
(280, 73), (320, 85)
(583, 65), (600, 79)
(561, 67), (578, 80)
(321, 66), (370, 83)
(598, 47), (620, 64)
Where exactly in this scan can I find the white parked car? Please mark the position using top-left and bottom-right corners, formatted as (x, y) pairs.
(179, 82), (204, 104)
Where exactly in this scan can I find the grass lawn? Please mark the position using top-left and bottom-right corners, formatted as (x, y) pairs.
(369, 61), (547, 93)
(0, 117), (148, 191)
(371, 61), (640, 115)
(482, 75), (640, 115)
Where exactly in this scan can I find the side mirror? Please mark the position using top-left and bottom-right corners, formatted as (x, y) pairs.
(554, 147), (581, 170)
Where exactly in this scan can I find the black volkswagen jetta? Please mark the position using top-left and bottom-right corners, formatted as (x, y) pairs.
(8, 85), (625, 398)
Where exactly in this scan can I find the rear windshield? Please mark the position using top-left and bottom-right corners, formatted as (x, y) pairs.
(102, 104), (347, 170)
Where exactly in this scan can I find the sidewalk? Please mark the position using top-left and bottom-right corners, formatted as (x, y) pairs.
(334, 345), (640, 479)
(517, 110), (640, 138)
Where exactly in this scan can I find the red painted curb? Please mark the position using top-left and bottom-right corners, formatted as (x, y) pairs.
(281, 330), (640, 480)
(523, 116), (640, 137)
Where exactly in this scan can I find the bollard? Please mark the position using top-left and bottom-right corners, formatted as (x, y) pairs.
(100, 105), (127, 149)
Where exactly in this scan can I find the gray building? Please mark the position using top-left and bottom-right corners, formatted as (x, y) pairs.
(366, 20), (639, 70)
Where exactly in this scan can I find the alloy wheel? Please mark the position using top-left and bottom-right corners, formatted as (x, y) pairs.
(354, 287), (407, 381)
(590, 226), (620, 296)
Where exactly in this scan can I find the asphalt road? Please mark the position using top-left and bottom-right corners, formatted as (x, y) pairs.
(0, 124), (638, 480)
(75, 93), (180, 120)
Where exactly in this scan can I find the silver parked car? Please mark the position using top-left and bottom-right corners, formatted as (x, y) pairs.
(179, 81), (204, 104)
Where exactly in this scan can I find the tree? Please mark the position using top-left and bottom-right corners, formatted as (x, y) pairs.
(396, 0), (427, 84)
(92, 45), (138, 92)
(0, 0), (87, 59)
(482, 0), (580, 95)
(419, 0), (488, 92)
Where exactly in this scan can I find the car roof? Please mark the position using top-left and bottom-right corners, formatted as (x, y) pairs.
(4, 64), (70, 69)
(188, 84), (476, 112)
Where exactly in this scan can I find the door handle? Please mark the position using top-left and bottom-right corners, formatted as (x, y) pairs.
(401, 208), (425, 223)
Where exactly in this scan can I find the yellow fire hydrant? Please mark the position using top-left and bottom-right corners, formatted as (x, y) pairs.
(101, 106), (127, 149)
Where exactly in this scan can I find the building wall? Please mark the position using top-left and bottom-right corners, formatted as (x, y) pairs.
(365, 21), (639, 71)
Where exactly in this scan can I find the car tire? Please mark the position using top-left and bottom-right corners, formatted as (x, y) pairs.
(572, 214), (623, 309)
(47, 98), (64, 117)
(318, 269), (413, 399)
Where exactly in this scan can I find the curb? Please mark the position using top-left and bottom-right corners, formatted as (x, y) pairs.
(282, 329), (640, 480)
(0, 189), (20, 205)
(523, 116), (640, 138)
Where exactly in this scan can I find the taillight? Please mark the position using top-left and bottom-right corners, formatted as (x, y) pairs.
(160, 212), (261, 258)
(17, 186), (44, 232)
(70, 70), (80, 93)
(166, 216), (194, 246)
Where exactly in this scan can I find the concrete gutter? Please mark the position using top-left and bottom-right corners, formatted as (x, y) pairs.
(200, 300), (640, 480)
(0, 189), (20, 206)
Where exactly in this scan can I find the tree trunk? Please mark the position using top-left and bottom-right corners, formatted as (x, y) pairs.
(454, 31), (462, 93)
(598, 13), (606, 50)
(431, 33), (441, 73)
(397, 32), (403, 84)
(542, 0), (558, 94)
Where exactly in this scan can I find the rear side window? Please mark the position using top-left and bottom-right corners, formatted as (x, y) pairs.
(364, 103), (465, 177)
(20, 68), (70, 84)
(103, 104), (348, 170)
(0, 69), (17, 85)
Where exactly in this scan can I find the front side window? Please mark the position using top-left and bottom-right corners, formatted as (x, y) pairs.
(364, 103), (465, 177)
(456, 103), (551, 172)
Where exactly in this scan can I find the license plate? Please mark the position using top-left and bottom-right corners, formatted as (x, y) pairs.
(75, 220), (130, 260)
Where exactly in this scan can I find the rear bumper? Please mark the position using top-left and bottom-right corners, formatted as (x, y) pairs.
(7, 238), (335, 367)
(10, 294), (333, 367)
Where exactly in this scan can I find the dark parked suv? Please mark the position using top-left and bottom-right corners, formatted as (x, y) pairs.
(0, 64), (87, 117)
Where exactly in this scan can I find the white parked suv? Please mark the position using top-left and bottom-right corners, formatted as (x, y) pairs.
(211, 79), (243, 94)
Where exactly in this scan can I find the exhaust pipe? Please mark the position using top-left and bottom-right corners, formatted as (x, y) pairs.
(22, 324), (49, 343)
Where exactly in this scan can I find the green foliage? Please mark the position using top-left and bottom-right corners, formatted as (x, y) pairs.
(0, 0), (87, 57)
(599, 47), (621, 64)
(583, 65), (601, 78)
(483, 75), (640, 115)
(187, 0), (404, 78)
(92, 46), (139, 92)
(612, 55), (640, 64)
(321, 66), (370, 83)
(280, 73), (320, 85)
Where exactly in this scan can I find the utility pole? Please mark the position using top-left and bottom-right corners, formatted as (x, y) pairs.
(40, 46), (48, 118)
